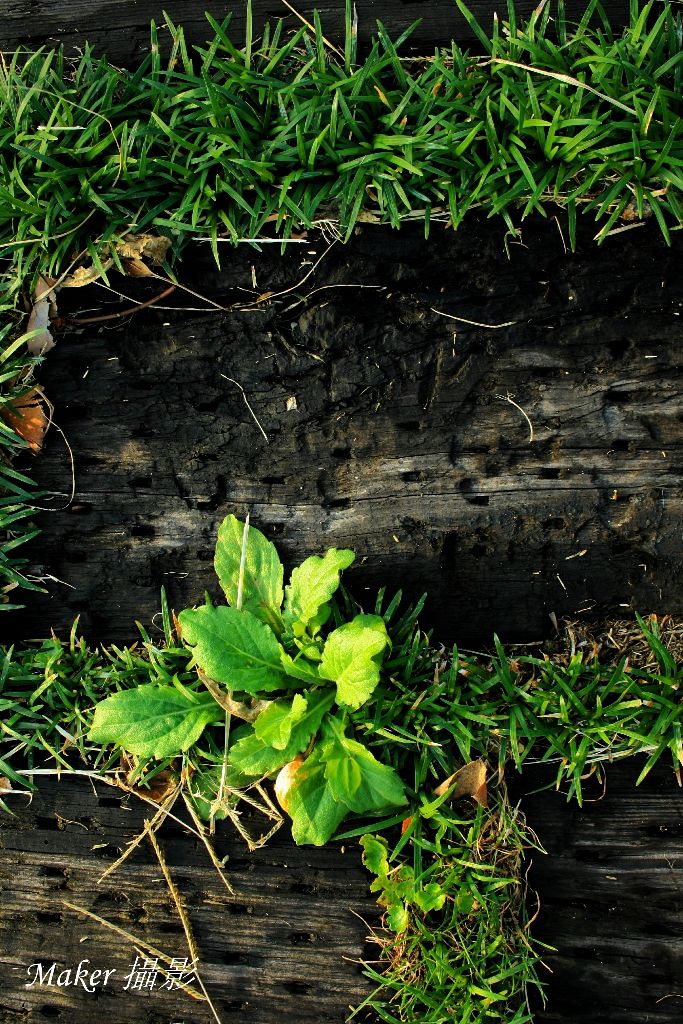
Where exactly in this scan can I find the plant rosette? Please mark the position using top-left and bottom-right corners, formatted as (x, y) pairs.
(89, 515), (409, 847)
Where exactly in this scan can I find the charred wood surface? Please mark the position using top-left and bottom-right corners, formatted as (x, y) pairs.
(1, 762), (681, 1024)
(9, 216), (683, 647)
(1, 7), (682, 1024)
(0, 775), (376, 1024)
(1, 2), (632, 63)
(518, 760), (683, 1024)
(2, 205), (683, 1024)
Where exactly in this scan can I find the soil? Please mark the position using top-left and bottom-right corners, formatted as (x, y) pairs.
(3, 210), (683, 1024)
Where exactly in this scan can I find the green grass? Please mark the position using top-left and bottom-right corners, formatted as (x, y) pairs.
(352, 788), (545, 1024)
(1, 0), (681, 298)
(0, 0), (681, 604)
(1, 593), (681, 1022)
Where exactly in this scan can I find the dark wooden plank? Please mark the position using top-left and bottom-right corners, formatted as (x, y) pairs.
(517, 760), (683, 1024)
(0, 1), (633, 63)
(8, 214), (683, 647)
(0, 776), (377, 1023)
(1, 761), (682, 1023)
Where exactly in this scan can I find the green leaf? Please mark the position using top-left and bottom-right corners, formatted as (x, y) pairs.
(386, 903), (410, 933)
(214, 515), (284, 628)
(88, 685), (223, 760)
(178, 604), (290, 695)
(228, 731), (292, 777)
(455, 889), (475, 915)
(322, 718), (407, 813)
(283, 548), (355, 631)
(285, 747), (349, 845)
(304, 603), (333, 635)
(286, 688), (335, 750)
(280, 649), (321, 684)
(254, 693), (308, 750)
(360, 833), (390, 876)
(360, 834), (414, 933)
(231, 689), (334, 776)
(319, 614), (389, 709)
(413, 882), (446, 914)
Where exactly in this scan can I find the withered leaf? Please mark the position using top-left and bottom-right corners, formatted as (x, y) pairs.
(434, 759), (488, 807)
(26, 275), (57, 355)
(129, 768), (179, 804)
(116, 233), (171, 265)
(122, 257), (153, 278)
(0, 386), (50, 453)
(60, 262), (113, 289)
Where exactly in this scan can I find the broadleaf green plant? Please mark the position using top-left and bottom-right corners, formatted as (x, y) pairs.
(360, 833), (446, 933)
(89, 683), (223, 760)
(88, 514), (407, 844)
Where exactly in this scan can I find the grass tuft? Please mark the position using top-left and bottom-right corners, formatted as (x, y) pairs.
(0, 1), (682, 601)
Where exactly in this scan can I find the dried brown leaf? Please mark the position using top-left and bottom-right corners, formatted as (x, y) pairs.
(60, 262), (112, 289)
(434, 759), (488, 807)
(116, 233), (171, 265)
(128, 768), (180, 804)
(122, 257), (154, 278)
(0, 386), (50, 453)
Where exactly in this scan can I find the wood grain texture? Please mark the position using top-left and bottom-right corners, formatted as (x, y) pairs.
(1, 761), (681, 1024)
(518, 760), (683, 1024)
(0, 1), (633, 62)
(1, 5), (681, 1023)
(0, 776), (377, 1023)
(9, 214), (683, 647)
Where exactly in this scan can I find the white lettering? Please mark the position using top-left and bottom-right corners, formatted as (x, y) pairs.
(74, 960), (96, 994)
(26, 962), (57, 988)
(24, 960), (117, 990)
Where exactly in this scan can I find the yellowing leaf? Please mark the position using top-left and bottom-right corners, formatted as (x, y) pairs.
(319, 614), (389, 710)
(274, 756), (304, 812)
